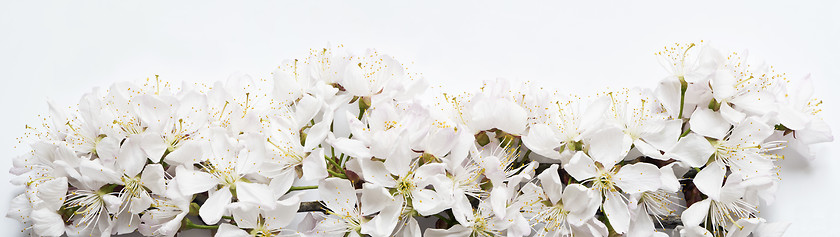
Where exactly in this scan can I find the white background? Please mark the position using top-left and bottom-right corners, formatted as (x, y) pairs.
(1, 1), (838, 236)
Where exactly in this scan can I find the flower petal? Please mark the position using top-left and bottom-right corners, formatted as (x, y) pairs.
(720, 102), (746, 125)
(302, 148), (328, 181)
(32, 208), (65, 237)
(522, 123), (562, 160)
(537, 164), (564, 204)
(140, 164), (166, 194)
(423, 224), (471, 237)
(603, 191), (630, 234)
(588, 127), (631, 166)
(215, 223), (249, 237)
(264, 196), (301, 229)
(319, 178), (357, 217)
(668, 133), (714, 168)
(35, 177), (68, 211)
(564, 152), (597, 181)
(411, 189), (446, 216)
(754, 221), (791, 237)
(359, 158), (396, 188)
(164, 141), (204, 166)
(236, 182), (277, 209)
(689, 108), (729, 139)
(361, 183), (394, 216)
(175, 165), (219, 195)
(614, 163), (661, 194)
(680, 198), (711, 227)
(693, 162), (725, 200)
(331, 137), (372, 159)
(563, 184), (597, 226)
(200, 187), (232, 225)
(360, 197), (400, 237)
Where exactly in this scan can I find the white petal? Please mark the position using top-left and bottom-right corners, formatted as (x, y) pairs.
(489, 186), (509, 219)
(164, 141), (204, 166)
(304, 120), (331, 152)
(138, 133), (167, 163)
(199, 187), (232, 225)
(689, 108), (730, 139)
(319, 178), (357, 217)
(521, 123), (562, 160)
(411, 189), (446, 216)
(423, 224), (471, 237)
(135, 94), (173, 133)
(227, 202), (260, 229)
(412, 163), (445, 187)
(564, 152), (597, 181)
(6, 194), (32, 223)
(263, 196), (300, 229)
(643, 119), (682, 150)
(588, 127), (631, 166)
(236, 182), (277, 209)
(627, 207), (655, 237)
(175, 165), (219, 195)
(693, 162), (725, 200)
(360, 197), (400, 237)
(754, 221), (790, 237)
(129, 193), (153, 214)
(719, 102), (746, 125)
(493, 100), (528, 135)
(395, 217), (421, 237)
(603, 191), (630, 234)
(36, 177), (68, 211)
(679, 225), (712, 237)
(32, 208), (65, 237)
(331, 137), (372, 159)
(655, 78), (683, 118)
(681, 198), (711, 227)
(563, 184), (597, 226)
(712, 72), (737, 101)
(78, 159), (121, 184)
(215, 223), (249, 237)
(272, 69), (303, 103)
(614, 163), (661, 194)
(359, 158), (396, 187)
(361, 183), (394, 216)
(580, 96), (610, 131)
(798, 119), (834, 144)
(95, 136), (121, 163)
(268, 169), (295, 199)
(668, 133), (714, 168)
(302, 148), (328, 181)
(659, 164), (681, 193)
(726, 218), (762, 237)
(730, 92), (776, 115)
(140, 164), (166, 194)
(117, 135), (148, 177)
(729, 117), (773, 147)
(537, 164), (564, 204)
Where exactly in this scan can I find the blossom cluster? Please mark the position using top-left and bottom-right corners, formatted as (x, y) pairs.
(7, 43), (832, 237)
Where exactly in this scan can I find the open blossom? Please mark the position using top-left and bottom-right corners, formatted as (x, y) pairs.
(7, 44), (830, 237)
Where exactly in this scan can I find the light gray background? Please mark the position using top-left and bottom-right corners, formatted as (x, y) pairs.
(1, 1), (838, 236)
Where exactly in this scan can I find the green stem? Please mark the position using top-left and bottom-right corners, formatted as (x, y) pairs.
(680, 128), (691, 138)
(288, 185), (319, 191)
(183, 218), (219, 230)
(221, 215), (234, 220)
(326, 155), (342, 168)
(328, 169), (347, 179)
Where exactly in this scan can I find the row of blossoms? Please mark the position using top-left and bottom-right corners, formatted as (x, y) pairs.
(8, 43), (832, 237)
